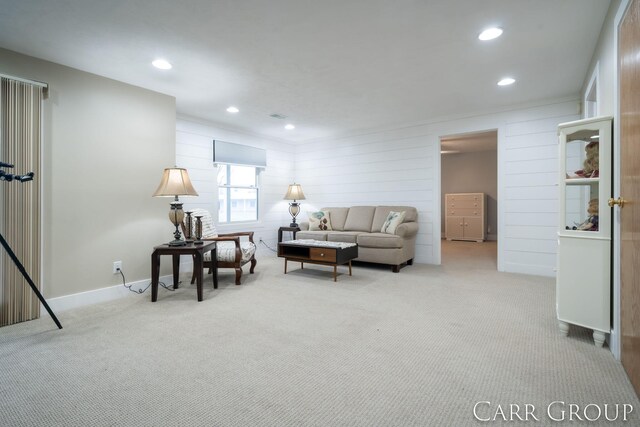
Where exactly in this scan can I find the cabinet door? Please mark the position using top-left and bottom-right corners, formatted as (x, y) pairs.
(446, 217), (464, 240)
(464, 217), (484, 240)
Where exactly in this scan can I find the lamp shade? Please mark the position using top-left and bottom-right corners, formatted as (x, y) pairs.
(152, 167), (199, 197)
(283, 183), (305, 201)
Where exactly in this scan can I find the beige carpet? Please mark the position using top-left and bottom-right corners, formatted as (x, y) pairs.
(0, 243), (638, 426)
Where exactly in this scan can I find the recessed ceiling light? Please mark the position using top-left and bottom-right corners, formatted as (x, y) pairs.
(591, 135), (600, 139)
(226, 106), (239, 113)
(284, 124), (295, 130)
(478, 27), (503, 41)
(497, 77), (516, 86)
(441, 150), (461, 154)
(152, 59), (172, 70)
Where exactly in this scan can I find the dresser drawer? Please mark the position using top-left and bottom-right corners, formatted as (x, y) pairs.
(447, 208), (481, 217)
(310, 248), (337, 262)
(447, 199), (482, 209)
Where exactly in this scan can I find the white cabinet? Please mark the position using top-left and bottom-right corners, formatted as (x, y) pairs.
(556, 116), (612, 347)
(445, 193), (486, 242)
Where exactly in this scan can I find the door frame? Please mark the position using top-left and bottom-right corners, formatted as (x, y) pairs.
(609, 0), (631, 360)
(437, 128), (501, 270)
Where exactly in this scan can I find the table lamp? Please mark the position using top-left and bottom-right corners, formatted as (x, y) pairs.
(153, 167), (199, 246)
(283, 183), (306, 227)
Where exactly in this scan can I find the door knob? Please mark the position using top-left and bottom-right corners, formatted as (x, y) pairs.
(608, 197), (626, 208)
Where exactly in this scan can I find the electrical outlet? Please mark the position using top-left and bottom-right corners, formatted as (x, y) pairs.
(113, 261), (122, 274)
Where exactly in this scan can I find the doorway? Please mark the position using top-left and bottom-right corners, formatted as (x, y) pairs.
(440, 130), (498, 268)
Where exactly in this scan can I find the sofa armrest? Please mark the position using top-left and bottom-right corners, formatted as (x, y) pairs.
(395, 222), (418, 238)
(299, 221), (310, 231)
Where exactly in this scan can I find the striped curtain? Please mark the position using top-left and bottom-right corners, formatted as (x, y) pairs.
(0, 77), (43, 326)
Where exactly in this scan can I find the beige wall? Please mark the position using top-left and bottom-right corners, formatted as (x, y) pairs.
(582, 0), (623, 116)
(0, 48), (176, 298)
(441, 150), (498, 240)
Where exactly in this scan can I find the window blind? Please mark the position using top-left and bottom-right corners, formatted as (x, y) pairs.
(213, 140), (266, 168)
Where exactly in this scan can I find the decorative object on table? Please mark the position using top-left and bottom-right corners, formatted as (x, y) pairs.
(152, 167), (199, 246)
(283, 183), (306, 227)
(308, 210), (332, 231)
(180, 208), (257, 285)
(194, 215), (203, 245)
(184, 211), (193, 241)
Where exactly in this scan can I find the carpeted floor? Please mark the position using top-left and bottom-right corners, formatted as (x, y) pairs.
(1, 241), (638, 426)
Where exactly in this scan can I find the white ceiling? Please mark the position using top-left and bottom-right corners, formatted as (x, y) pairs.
(0, 0), (610, 142)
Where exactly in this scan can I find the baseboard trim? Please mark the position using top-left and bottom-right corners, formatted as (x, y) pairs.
(42, 273), (174, 314)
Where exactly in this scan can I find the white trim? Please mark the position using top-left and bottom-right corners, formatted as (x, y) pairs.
(41, 273), (174, 314)
(610, 0), (631, 361)
(583, 63), (600, 118)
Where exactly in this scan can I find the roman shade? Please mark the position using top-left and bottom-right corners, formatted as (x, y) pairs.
(213, 140), (266, 168)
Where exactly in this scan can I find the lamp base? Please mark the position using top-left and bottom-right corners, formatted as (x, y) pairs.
(168, 239), (187, 247)
(289, 222), (298, 227)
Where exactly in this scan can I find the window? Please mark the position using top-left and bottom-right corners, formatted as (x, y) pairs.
(217, 164), (258, 222)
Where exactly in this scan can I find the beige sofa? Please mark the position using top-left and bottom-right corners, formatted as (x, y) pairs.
(297, 206), (419, 272)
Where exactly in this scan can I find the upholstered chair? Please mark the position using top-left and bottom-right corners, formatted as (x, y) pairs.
(182, 208), (257, 285)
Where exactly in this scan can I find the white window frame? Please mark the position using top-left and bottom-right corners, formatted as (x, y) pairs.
(216, 164), (260, 224)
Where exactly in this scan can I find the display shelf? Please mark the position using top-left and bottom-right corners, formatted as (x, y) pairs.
(564, 177), (599, 185)
(556, 116), (612, 347)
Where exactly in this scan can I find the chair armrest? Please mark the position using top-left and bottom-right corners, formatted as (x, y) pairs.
(299, 221), (309, 231)
(395, 222), (419, 238)
(218, 231), (255, 243)
(202, 236), (242, 262)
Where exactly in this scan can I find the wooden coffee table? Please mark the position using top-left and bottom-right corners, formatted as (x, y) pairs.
(277, 240), (358, 282)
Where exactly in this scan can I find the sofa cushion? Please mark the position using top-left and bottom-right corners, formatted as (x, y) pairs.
(357, 233), (403, 249)
(308, 210), (333, 231)
(371, 206), (418, 232)
(322, 207), (349, 231)
(327, 232), (364, 244)
(343, 206), (376, 232)
(381, 211), (406, 234)
(295, 230), (329, 241)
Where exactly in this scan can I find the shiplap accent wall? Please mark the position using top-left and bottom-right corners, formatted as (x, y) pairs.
(295, 99), (579, 276)
(176, 117), (296, 254)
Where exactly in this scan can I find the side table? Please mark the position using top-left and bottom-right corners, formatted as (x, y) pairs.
(278, 226), (300, 243)
(151, 241), (217, 302)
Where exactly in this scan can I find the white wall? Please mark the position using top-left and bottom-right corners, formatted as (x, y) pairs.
(441, 150), (498, 240)
(296, 98), (579, 275)
(0, 48), (177, 299)
(580, 0), (628, 360)
(295, 130), (435, 262)
(582, 0), (623, 117)
(176, 117), (296, 254)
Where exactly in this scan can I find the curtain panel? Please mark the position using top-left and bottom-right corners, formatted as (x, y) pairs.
(0, 77), (43, 326)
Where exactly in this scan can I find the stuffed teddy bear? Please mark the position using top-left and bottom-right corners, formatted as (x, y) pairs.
(575, 198), (599, 231)
(575, 141), (599, 178)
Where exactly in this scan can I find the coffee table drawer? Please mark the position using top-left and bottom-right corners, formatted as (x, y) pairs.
(309, 247), (337, 262)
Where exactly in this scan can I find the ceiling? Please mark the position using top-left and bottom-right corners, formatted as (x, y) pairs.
(441, 130), (497, 154)
(0, 1), (610, 142)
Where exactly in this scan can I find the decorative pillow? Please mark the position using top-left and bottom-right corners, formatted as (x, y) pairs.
(308, 210), (333, 231)
(380, 211), (406, 234)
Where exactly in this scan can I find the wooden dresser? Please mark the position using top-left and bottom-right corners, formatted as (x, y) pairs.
(445, 193), (486, 242)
